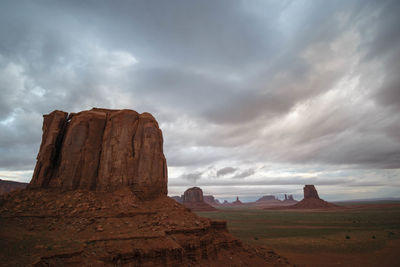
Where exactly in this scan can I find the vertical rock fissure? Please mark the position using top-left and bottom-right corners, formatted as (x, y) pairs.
(52, 113), (69, 169)
(44, 112), (69, 188)
(94, 113), (108, 190)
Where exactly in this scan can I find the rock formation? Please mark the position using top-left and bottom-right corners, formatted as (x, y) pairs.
(303, 185), (320, 199)
(170, 195), (183, 203)
(232, 196), (243, 205)
(292, 185), (337, 209)
(204, 195), (220, 206)
(182, 187), (217, 211)
(0, 179), (27, 195)
(0, 108), (291, 266)
(256, 195), (277, 202)
(283, 194), (296, 203)
(183, 187), (203, 202)
(29, 108), (167, 199)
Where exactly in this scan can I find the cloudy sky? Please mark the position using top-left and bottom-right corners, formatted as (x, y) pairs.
(1, 0), (399, 201)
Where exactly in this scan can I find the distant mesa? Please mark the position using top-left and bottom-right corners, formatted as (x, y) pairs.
(292, 185), (338, 209)
(204, 195), (221, 206)
(256, 195), (276, 202)
(181, 187), (217, 211)
(0, 179), (27, 195)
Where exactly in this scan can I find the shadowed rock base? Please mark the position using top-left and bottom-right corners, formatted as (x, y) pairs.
(0, 189), (291, 266)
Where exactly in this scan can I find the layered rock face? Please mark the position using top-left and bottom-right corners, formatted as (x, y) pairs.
(303, 185), (320, 199)
(29, 108), (167, 199)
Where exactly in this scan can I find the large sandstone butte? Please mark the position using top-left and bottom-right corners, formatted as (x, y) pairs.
(292, 185), (337, 209)
(182, 187), (217, 211)
(29, 108), (167, 199)
(0, 108), (291, 266)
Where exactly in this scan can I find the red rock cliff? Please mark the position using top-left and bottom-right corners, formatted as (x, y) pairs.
(29, 108), (167, 199)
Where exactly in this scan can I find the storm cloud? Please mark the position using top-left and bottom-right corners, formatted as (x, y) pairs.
(0, 0), (399, 200)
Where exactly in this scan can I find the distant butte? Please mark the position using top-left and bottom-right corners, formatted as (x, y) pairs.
(182, 187), (217, 211)
(292, 185), (338, 209)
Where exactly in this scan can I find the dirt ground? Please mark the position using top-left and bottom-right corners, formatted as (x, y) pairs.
(198, 203), (400, 267)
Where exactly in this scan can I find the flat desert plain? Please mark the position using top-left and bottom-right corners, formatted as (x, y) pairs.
(198, 202), (400, 267)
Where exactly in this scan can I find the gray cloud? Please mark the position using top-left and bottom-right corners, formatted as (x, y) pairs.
(232, 169), (256, 179)
(0, 0), (399, 200)
(217, 167), (237, 177)
(179, 171), (203, 184)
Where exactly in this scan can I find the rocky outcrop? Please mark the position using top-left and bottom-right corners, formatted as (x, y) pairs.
(283, 194), (297, 203)
(171, 195), (183, 203)
(303, 185), (320, 199)
(232, 196), (243, 205)
(0, 179), (27, 195)
(292, 185), (337, 209)
(182, 187), (217, 211)
(29, 108), (167, 199)
(204, 195), (220, 206)
(285, 194), (294, 201)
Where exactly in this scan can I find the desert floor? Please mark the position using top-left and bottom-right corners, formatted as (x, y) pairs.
(198, 202), (400, 267)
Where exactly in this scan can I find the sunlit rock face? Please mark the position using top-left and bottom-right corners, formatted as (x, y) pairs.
(29, 108), (167, 199)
